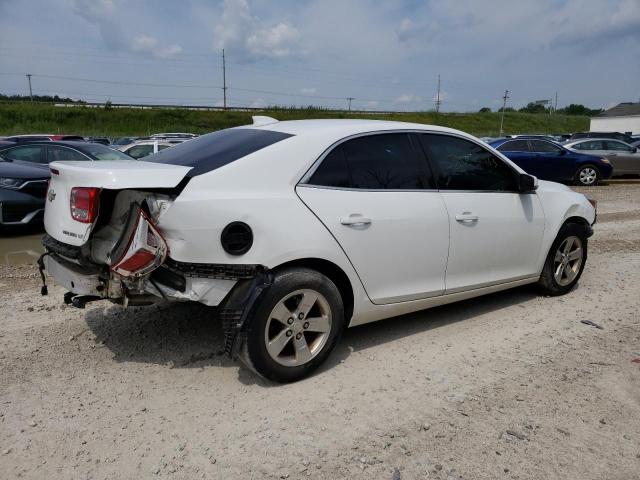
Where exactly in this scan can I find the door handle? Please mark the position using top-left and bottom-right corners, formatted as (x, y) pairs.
(455, 213), (478, 223)
(340, 214), (372, 226)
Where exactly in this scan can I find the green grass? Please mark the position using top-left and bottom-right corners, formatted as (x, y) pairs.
(0, 102), (590, 138)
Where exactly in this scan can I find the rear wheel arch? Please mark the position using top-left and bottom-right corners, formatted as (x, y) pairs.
(271, 258), (354, 325)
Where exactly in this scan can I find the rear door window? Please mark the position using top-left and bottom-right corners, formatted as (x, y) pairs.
(529, 140), (562, 153)
(496, 140), (529, 152)
(308, 133), (433, 189)
(574, 141), (605, 151)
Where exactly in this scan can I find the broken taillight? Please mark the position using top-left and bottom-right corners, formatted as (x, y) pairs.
(110, 209), (168, 278)
(70, 187), (100, 223)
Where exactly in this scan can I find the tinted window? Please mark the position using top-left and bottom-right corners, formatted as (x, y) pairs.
(126, 144), (155, 159)
(309, 133), (432, 189)
(48, 146), (88, 162)
(421, 134), (518, 191)
(529, 140), (562, 153)
(497, 140), (529, 152)
(308, 147), (350, 188)
(604, 140), (633, 152)
(146, 128), (293, 177)
(343, 134), (431, 189)
(2, 145), (45, 163)
(574, 141), (604, 151)
(158, 144), (171, 151)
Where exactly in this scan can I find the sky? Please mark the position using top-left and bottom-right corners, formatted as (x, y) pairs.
(0, 0), (639, 112)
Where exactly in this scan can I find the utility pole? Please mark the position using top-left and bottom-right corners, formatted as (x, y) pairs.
(554, 91), (558, 113)
(499, 89), (510, 136)
(222, 49), (227, 110)
(26, 74), (33, 102)
(346, 97), (354, 112)
(435, 74), (441, 114)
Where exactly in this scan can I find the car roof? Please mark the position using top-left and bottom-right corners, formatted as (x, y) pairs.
(0, 140), (94, 148)
(252, 119), (465, 139)
(566, 138), (630, 146)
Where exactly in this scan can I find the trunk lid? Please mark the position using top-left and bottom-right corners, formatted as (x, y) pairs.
(44, 160), (191, 246)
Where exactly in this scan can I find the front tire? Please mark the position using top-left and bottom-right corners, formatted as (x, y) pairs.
(537, 223), (588, 296)
(574, 165), (599, 186)
(239, 267), (344, 383)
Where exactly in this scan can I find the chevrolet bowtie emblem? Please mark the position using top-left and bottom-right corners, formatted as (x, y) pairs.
(47, 189), (56, 202)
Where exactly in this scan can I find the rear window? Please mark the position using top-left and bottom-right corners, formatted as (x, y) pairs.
(144, 128), (293, 176)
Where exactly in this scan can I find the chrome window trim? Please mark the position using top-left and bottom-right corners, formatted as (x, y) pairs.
(17, 179), (49, 191)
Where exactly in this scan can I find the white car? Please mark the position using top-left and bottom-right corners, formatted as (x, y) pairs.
(118, 139), (187, 159)
(40, 118), (596, 382)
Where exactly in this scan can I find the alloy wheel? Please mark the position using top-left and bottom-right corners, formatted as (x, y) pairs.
(264, 289), (332, 367)
(553, 236), (583, 286)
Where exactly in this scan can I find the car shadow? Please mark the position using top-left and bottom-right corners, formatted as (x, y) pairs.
(321, 286), (538, 373)
(83, 285), (539, 385)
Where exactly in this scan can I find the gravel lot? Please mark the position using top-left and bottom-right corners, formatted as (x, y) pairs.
(1, 181), (639, 479)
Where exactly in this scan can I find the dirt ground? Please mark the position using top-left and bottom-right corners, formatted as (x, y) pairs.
(1, 181), (639, 480)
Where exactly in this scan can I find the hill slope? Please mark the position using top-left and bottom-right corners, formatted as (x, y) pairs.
(0, 103), (589, 137)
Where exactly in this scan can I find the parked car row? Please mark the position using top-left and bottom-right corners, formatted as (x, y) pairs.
(0, 132), (198, 229)
(486, 131), (639, 185)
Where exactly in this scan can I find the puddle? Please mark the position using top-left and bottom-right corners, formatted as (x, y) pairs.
(0, 232), (45, 266)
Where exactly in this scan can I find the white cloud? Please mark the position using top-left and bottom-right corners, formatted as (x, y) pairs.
(250, 97), (267, 108)
(300, 87), (317, 95)
(395, 94), (421, 103)
(131, 34), (183, 58)
(433, 90), (449, 102)
(154, 44), (183, 58)
(212, 0), (301, 59)
(131, 34), (158, 52)
(365, 100), (379, 110)
(68, 0), (124, 48)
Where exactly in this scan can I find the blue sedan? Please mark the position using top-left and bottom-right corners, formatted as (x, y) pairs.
(489, 137), (613, 186)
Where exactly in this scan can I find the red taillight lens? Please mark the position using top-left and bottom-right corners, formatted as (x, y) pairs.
(110, 209), (168, 278)
(70, 187), (100, 223)
(114, 250), (156, 273)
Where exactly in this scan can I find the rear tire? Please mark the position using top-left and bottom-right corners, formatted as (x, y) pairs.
(574, 165), (599, 186)
(239, 267), (344, 383)
(537, 223), (588, 296)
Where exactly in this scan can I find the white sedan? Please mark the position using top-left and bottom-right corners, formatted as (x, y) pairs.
(40, 118), (596, 382)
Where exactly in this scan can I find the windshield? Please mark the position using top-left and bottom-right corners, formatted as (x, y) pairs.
(83, 144), (134, 161)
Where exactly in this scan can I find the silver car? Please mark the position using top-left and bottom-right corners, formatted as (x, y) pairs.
(564, 139), (640, 177)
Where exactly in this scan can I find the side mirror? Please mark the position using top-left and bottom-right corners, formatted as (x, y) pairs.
(633, 147), (638, 153)
(518, 173), (538, 193)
